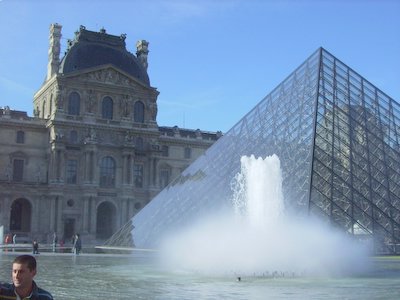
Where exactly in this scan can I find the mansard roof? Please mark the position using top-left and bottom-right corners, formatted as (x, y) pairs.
(59, 27), (150, 86)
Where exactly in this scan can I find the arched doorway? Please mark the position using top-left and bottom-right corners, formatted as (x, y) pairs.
(10, 198), (31, 232)
(96, 201), (116, 239)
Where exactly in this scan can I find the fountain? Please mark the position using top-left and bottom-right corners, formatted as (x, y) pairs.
(232, 154), (284, 228)
(159, 155), (369, 276)
(0, 155), (396, 298)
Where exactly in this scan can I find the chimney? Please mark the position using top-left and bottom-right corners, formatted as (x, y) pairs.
(136, 40), (149, 71)
(47, 23), (62, 80)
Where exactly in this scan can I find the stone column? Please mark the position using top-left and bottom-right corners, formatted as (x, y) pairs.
(2, 195), (11, 233)
(121, 199), (128, 226)
(89, 198), (97, 235)
(82, 197), (89, 233)
(53, 149), (64, 182)
(84, 151), (90, 183)
(90, 150), (96, 184)
(56, 150), (61, 181)
(31, 197), (40, 234)
(122, 154), (128, 185)
(50, 197), (56, 232)
(56, 196), (63, 236)
(59, 150), (65, 182)
(127, 155), (133, 184)
(84, 147), (96, 184)
(49, 145), (57, 182)
(154, 157), (158, 186)
(146, 157), (152, 188)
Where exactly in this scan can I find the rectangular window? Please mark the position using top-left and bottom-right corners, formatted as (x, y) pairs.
(184, 147), (191, 159)
(16, 131), (25, 144)
(161, 145), (169, 157)
(160, 169), (170, 188)
(134, 163), (143, 188)
(13, 159), (24, 182)
(66, 159), (78, 184)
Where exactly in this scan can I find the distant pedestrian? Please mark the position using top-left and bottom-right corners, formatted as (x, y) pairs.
(32, 240), (39, 254)
(5, 234), (11, 244)
(72, 234), (82, 255)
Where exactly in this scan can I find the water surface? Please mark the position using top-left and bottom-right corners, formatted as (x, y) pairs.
(1, 252), (399, 299)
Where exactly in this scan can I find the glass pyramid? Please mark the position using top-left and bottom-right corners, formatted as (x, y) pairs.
(106, 48), (400, 254)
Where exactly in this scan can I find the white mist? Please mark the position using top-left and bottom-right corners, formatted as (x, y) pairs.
(160, 155), (370, 276)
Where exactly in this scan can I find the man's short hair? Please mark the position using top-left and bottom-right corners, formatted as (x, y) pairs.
(13, 255), (37, 271)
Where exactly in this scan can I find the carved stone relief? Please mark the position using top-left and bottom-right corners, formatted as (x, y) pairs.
(86, 90), (98, 113)
(83, 68), (139, 89)
(149, 101), (158, 121)
(57, 87), (66, 109)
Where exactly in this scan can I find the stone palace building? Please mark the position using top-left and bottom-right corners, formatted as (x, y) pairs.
(0, 24), (220, 244)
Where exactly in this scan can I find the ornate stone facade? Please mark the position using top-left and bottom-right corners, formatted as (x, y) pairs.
(0, 24), (220, 245)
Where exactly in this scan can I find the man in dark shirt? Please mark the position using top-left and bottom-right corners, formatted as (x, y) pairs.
(0, 254), (53, 300)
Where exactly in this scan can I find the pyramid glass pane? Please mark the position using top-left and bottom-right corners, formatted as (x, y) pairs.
(310, 50), (400, 254)
(106, 48), (400, 254)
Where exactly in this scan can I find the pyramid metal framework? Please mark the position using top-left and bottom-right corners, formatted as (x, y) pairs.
(106, 48), (400, 254)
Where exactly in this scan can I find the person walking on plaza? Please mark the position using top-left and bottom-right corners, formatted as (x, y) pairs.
(32, 239), (39, 254)
(73, 233), (82, 255)
(0, 254), (53, 299)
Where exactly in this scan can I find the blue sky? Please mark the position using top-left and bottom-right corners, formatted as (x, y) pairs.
(0, 0), (399, 132)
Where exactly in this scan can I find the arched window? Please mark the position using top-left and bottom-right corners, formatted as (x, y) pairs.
(134, 101), (145, 123)
(96, 201), (116, 239)
(100, 156), (116, 187)
(102, 96), (113, 119)
(68, 92), (81, 115)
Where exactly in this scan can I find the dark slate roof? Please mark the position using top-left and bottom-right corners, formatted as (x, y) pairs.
(159, 126), (222, 141)
(59, 27), (150, 86)
(0, 108), (29, 120)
